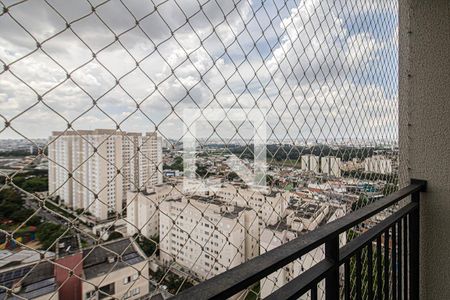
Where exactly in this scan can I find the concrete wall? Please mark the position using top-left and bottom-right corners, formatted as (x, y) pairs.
(54, 252), (83, 300)
(399, 0), (450, 298)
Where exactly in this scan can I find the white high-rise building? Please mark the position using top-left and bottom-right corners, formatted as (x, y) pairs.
(301, 155), (320, 173)
(48, 129), (163, 220)
(125, 132), (163, 193)
(364, 155), (393, 174)
(159, 195), (259, 282)
(321, 156), (341, 177)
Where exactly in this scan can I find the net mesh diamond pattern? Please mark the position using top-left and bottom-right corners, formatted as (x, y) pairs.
(0, 0), (399, 299)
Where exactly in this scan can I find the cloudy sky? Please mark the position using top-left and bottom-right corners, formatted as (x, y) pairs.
(0, 0), (398, 145)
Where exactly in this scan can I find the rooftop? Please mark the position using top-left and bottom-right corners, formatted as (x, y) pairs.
(0, 262), (57, 299)
(82, 238), (146, 280)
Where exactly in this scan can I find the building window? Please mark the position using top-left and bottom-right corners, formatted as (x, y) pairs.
(99, 283), (115, 299)
(132, 288), (140, 296)
(85, 290), (96, 300)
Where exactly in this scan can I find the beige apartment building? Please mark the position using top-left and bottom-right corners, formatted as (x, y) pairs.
(126, 184), (182, 238)
(48, 129), (162, 220)
(364, 155), (393, 174)
(159, 195), (259, 281)
(214, 184), (290, 226)
(301, 154), (320, 173)
(126, 182), (289, 253)
(0, 239), (148, 300)
(126, 180), (214, 240)
(80, 238), (149, 300)
(125, 132), (163, 193)
(321, 156), (341, 177)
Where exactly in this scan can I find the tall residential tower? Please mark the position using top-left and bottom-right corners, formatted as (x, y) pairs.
(48, 129), (163, 220)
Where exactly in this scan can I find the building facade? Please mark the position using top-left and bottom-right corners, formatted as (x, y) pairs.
(126, 184), (182, 238)
(48, 129), (162, 220)
(321, 156), (341, 177)
(301, 155), (320, 173)
(259, 199), (346, 298)
(159, 195), (259, 281)
(364, 155), (392, 174)
(214, 184), (289, 226)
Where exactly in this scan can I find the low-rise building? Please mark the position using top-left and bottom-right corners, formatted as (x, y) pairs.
(81, 238), (149, 300)
(0, 238), (150, 300)
(0, 262), (58, 300)
(260, 199), (346, 298)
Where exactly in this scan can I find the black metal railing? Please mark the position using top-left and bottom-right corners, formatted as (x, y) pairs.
(172, 179), (426, 300)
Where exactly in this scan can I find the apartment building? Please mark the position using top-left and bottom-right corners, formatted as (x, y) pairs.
(364, 155), (393, 174)
(126, 184), (182, 238)
(321, 156), (341, 177)
(126, 180), (218, 240)
(300, 155), (320, 173)
(260, 199), (346, 298)
(48, 129), (163, 220)
(159, 195), (259, 281)
(0, 238), (148, 300)
(125, 132), (163, 193)
(214, 184), (289, 226)
(81, 239), (149, 300)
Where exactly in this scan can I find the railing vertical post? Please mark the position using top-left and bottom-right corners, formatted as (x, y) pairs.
(325, 235), (339, 300)
(405, 179), (427, 300)
(409, 179), (424, 300)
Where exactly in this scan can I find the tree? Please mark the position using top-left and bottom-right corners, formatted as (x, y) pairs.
(351, 195), (371, 211)
(0, 202), (22, 219)
(226, 171), (239, 181)
(20, 177), (48, 192)
(195, 164), (209, 177)
(26, 215), (42, 226)
(0, 188), (23, 204)
(10, 208), (34, 223)
(135, 234), (159, 257)
(245, 283), (260, 300)
(266, 174), (274, 186)
(164, 156), (184, 171)
(383, 183), (397, 196)
(36, 223), (66, 250)
(0, 188), (41, 226)
(0, 188), (25, 220)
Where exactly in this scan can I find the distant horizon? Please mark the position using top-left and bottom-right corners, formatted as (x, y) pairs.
(0, 135), (399, 147)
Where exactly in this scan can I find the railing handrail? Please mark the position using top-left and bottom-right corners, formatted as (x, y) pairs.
(265, 201), (419, 300)
(172, 180), (426, 300)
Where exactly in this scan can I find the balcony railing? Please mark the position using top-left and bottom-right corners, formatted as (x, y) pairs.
(173, 180), (426, 300)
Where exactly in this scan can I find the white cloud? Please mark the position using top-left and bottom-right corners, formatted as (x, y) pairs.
(0, 0), (398, 145)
